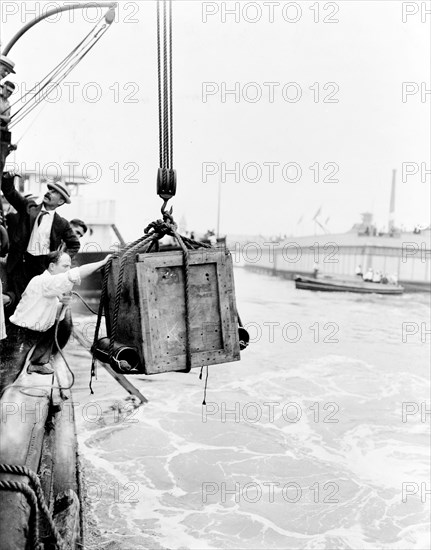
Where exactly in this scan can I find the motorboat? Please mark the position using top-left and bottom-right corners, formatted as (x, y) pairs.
(294, 273), (404, 295)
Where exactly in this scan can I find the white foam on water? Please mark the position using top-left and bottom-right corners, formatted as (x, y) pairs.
(69, 270), (430, 549)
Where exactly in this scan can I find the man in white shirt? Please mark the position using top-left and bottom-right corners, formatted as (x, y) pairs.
(372, 270), (382, 283)
(363, 268), (374, 282)
(3, 250), (110, 374)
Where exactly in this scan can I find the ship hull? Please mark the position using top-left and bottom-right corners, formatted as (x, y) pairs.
(0, 319), (82, 549)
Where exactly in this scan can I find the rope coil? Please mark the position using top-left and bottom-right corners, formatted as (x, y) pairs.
(0, 463), (67, 549)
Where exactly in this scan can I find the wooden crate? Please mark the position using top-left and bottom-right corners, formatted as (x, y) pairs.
(106, 248), (240, 374)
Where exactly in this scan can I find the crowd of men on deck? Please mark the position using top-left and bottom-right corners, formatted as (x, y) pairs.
(0, 55), (110, 374)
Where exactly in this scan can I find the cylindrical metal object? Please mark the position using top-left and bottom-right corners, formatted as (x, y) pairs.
(92, 337), (142, 373)
(238, 327), (250, 351)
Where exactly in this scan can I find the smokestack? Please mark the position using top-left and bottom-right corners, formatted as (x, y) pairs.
(388, 169), (396, 232)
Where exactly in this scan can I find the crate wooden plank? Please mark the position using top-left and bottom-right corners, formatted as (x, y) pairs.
(137, 249), (240, 374)
(106, 255), (145, 366)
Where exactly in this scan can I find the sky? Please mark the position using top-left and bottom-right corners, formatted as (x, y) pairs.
(0, 0), (430, 240)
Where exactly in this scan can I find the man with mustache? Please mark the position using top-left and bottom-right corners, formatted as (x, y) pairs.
(1, 172), (80, 309)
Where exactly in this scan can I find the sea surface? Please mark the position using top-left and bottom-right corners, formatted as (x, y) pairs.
(68, 268), (430, 550)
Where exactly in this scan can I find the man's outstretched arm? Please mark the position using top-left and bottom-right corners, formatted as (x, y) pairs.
(77, 254), (111, 280)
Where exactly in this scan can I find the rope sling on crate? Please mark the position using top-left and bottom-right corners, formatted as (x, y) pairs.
(89, 212), (213, 390)
(91, 0), (199, 385)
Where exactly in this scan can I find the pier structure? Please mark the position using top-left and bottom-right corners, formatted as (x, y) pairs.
(239, 230), (431, 292)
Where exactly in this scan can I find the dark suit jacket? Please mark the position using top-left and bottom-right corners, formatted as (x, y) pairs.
(0, 196), (9, 257)
(1, 173), (80, 273)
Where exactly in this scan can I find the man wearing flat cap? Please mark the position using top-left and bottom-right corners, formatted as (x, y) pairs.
(0, 55), (16, 81)
(1, 172), (80, 309)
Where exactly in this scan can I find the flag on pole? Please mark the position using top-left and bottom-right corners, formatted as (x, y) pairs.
(315, 219), (326, 232)
(312, 206), (322, 220)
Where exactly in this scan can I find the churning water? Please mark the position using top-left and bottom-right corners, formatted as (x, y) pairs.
(69, 268), (430, 550)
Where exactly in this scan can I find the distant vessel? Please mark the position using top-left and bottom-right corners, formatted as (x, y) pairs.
(242, 220), (430, 292)
(294, 273), (404, 295)
(242, 171), (430, 292)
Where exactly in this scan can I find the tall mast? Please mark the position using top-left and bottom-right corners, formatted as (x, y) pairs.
(388, 169), (396, 233)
